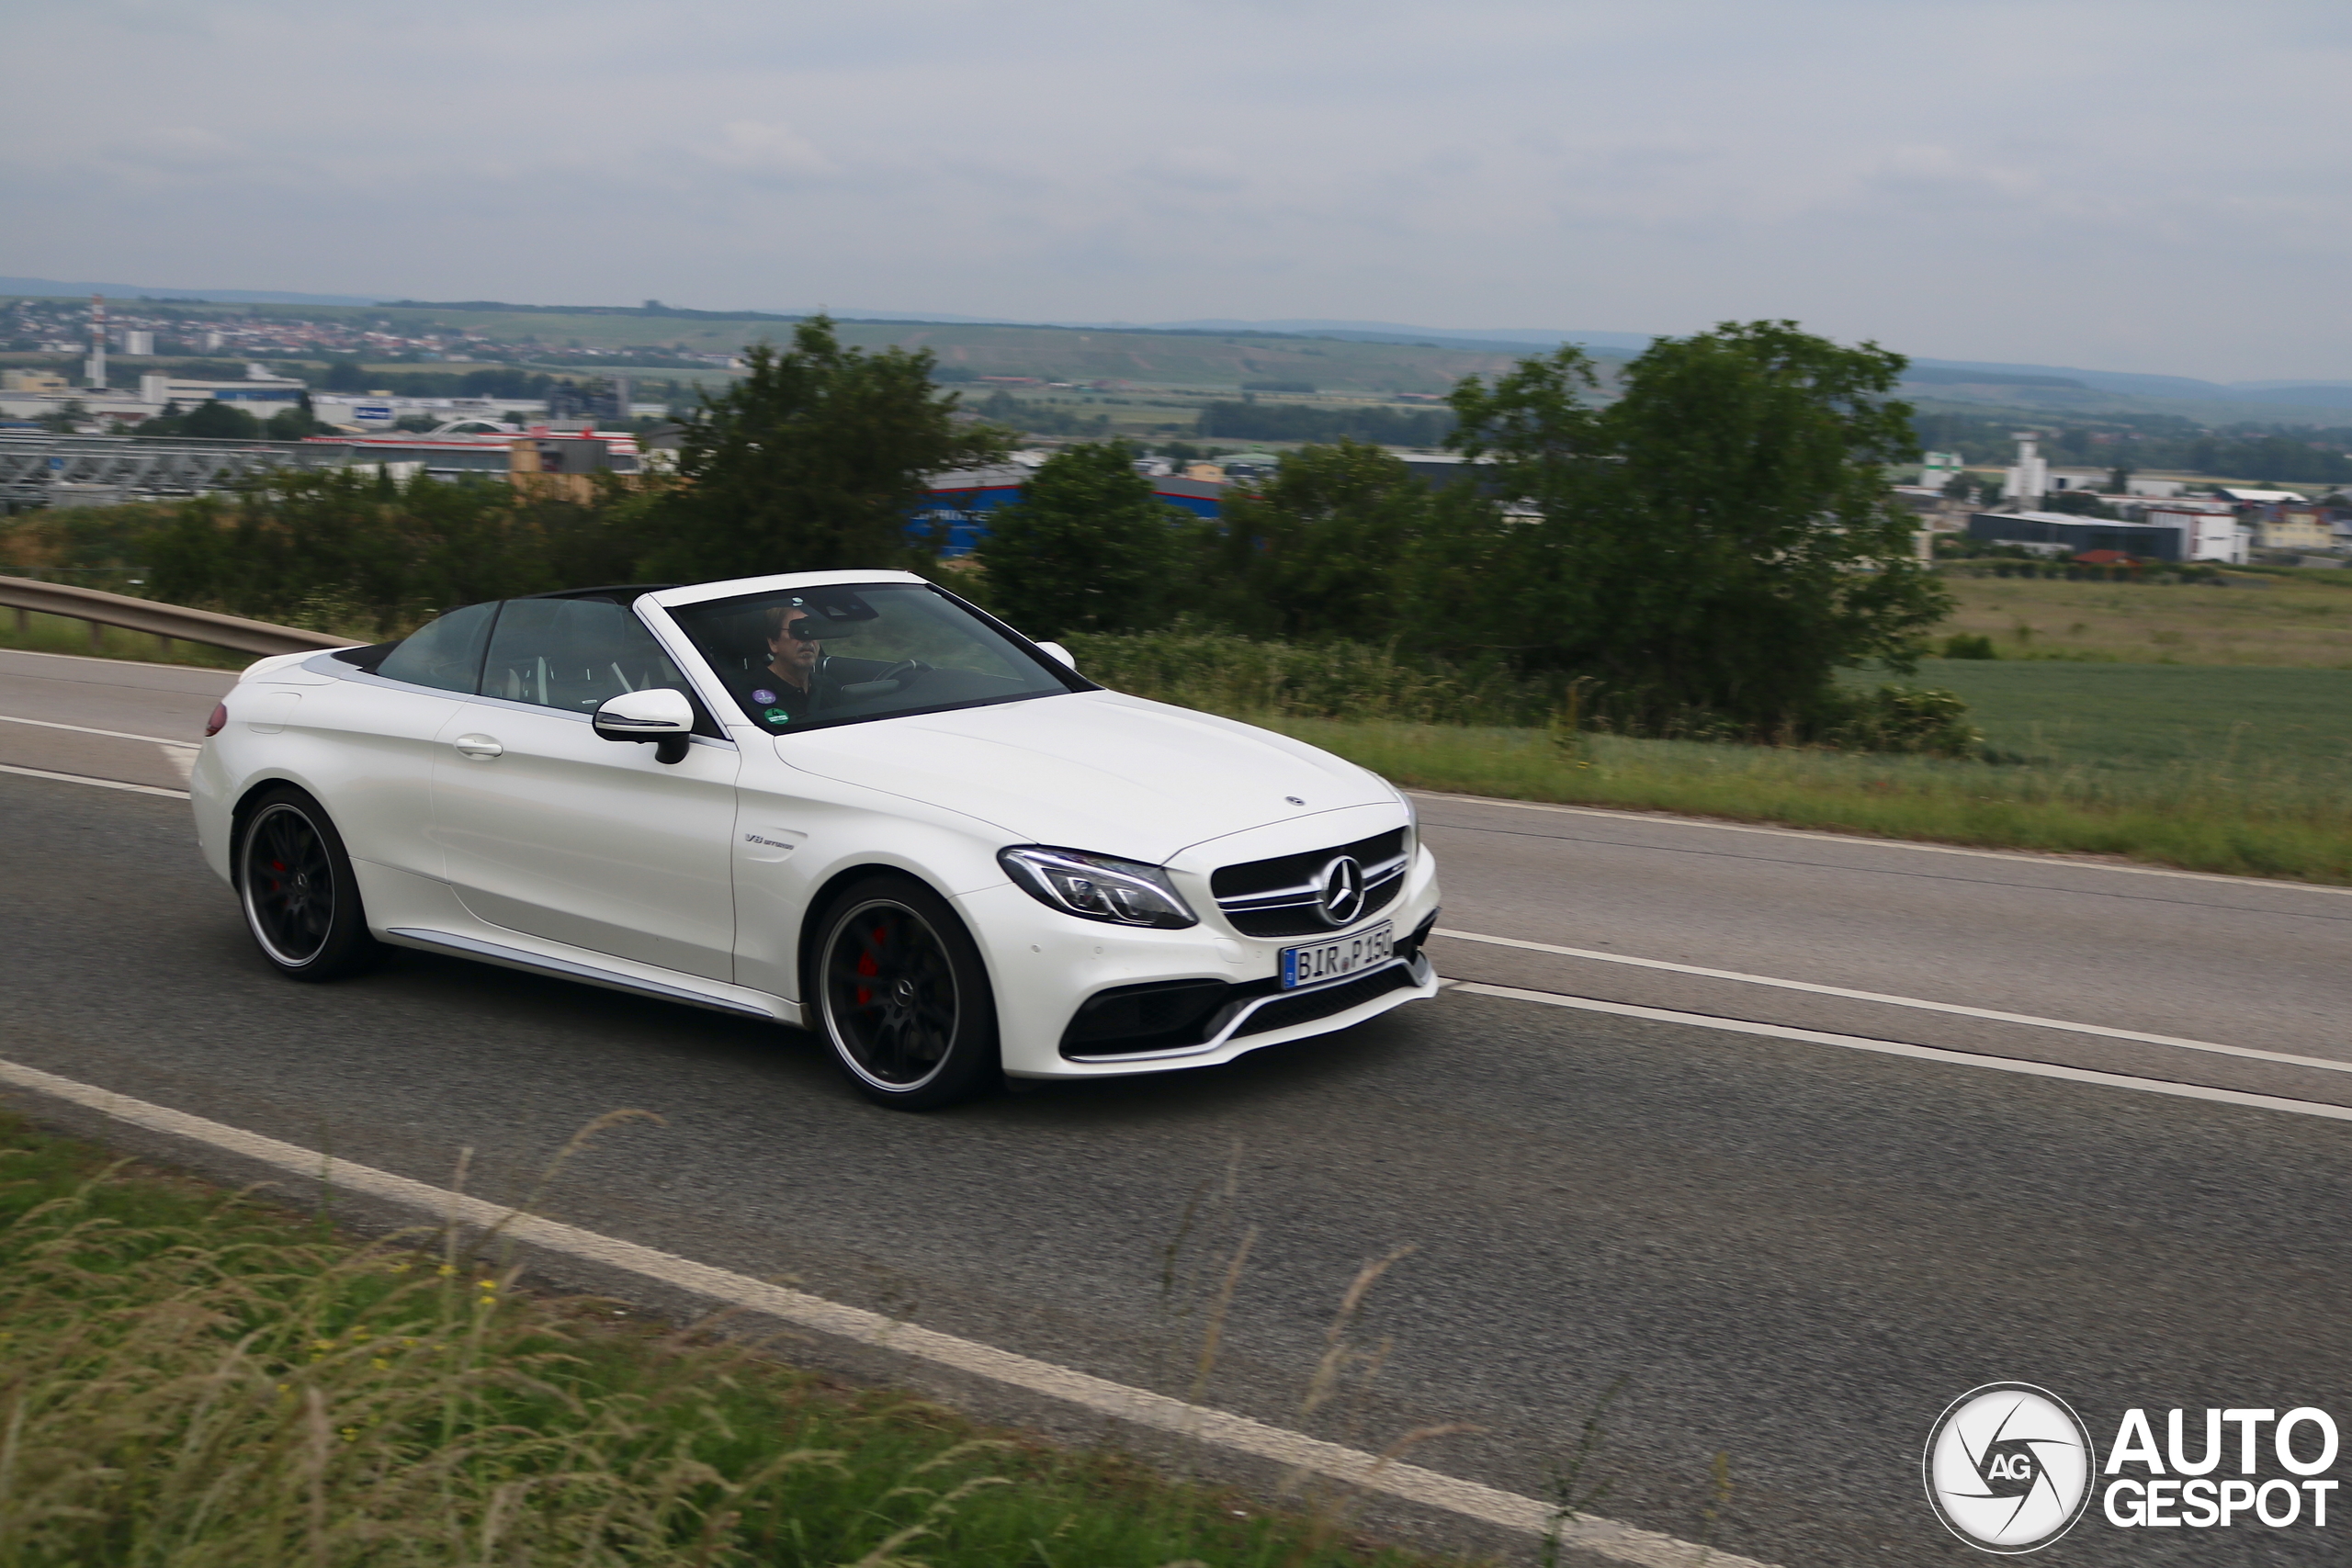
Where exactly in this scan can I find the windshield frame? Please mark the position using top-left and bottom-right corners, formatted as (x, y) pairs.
(653, 579), (1098, 738)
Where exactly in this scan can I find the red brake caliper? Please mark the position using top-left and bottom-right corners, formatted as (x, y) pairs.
(854, 922), (884, 1008)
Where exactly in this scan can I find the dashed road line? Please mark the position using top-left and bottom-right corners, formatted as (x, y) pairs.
(1437, 927), (2352, 1077)
(1451, 980), (2352, 1124)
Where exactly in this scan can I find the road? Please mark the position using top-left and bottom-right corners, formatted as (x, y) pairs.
(6, 647), (2351, 1566)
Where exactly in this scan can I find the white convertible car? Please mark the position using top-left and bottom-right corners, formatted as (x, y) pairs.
(191, 571), (1442, 1108)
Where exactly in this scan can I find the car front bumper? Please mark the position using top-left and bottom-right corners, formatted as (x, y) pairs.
(961, 844), (1443, 1078)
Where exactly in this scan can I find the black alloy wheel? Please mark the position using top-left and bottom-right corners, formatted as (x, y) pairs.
(814, 874), (999, 1110)
(235, 787), (379, 980)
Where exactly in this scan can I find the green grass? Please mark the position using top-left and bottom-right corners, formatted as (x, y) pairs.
(0, 1111), (1459, 1568)
(1888, 658), (2352, 772)
(1063, 631), (2352, 882)
(0, 609), (248, 670)
(1254, 709), (2352, 884)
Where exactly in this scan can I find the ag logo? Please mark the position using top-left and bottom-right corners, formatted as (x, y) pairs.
(1924, 1383), (2096, 1553)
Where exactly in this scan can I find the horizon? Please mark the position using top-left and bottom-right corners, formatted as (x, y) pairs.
(6, 276), (2350, 402)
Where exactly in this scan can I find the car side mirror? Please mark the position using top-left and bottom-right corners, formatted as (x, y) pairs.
(1035, 640), (1078, 671)
(594, 687), (695, 764)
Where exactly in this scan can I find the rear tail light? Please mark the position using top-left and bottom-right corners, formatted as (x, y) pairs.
(204, 702), (228, 738)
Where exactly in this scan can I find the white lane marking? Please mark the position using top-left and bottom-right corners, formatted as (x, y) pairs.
(160, 744), (196, 785)
(1411, 790), (2352, 899)
(1453, 981), (2352, 1124)
(0, 711), (198, 748)
(0, 1055), (1770, 1568)
(1436, 928), (2352, 1077)
(0, 761), (189, 799)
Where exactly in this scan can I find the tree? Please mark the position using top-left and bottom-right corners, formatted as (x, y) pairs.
(1208, 439), (1430, 640)
(637, 315), (1007, 582)
(1443, 321), (1952, 731)
(181, 400), (263, 440)
(973, 442), (1193, 637)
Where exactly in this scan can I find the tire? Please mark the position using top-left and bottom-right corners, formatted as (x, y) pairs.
(234, 786), (379, 981)
(812, 874), (1000, 1111)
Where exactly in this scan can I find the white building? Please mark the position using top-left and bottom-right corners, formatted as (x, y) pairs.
(1918, 450), (1964, 488)
(120, 331), (154, 356)
(138, 366), (306, 412)
(2003, 433), (2049, 505)
(2144, 503), (2248, 564)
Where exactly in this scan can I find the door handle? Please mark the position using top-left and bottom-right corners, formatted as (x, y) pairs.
(453, 733), (504, 761)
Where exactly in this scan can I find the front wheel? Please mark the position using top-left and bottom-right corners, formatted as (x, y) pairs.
(235, 786), (379, 980)
(812, 874), (999, 1111)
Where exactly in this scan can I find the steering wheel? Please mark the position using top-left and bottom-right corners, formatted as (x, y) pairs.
(837, 660), (933, 699)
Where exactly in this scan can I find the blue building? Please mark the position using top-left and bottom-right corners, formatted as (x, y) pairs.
(914, 465), (1226, 558)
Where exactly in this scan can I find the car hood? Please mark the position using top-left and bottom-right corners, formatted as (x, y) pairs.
(773, 691), (1394, 863)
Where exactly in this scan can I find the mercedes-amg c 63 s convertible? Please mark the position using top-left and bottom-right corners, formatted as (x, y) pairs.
(192, 571), (1441, 1108)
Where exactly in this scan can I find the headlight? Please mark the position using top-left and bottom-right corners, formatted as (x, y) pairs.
(999, 846), (1198, 929)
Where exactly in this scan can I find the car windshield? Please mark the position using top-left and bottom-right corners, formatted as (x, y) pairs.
(669, 582), (1082, 734)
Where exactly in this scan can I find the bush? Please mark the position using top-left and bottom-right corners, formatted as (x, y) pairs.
(1940, 633), (1999, 660)
(1822, 683), (1982, 757)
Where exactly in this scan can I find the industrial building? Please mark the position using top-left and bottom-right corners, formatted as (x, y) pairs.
(1966, 509), (2238, 563)
(912, 466), (1227, 556)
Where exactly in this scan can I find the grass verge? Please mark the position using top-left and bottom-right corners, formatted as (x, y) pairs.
(0, 608), (247, 669)
(1256, 716), (2352, 886)
(0, 1110), (1452, 1567)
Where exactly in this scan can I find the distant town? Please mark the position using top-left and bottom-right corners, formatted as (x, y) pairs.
(3, 290), (2348, 568)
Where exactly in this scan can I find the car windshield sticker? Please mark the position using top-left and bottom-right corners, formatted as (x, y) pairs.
(763, 707), (791, 725)
(752, 688), (775, 704)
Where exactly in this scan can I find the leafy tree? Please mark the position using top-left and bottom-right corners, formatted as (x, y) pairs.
(973, 442), (1193, 637)
(638, 315), (1007, 582)
(180, 400), (263, 440)
(1208, 439), (1430, 640)
(1443, 321), (1952, 731)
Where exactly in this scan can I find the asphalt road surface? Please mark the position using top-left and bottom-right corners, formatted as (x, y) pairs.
(6, 647), (2351, 1565)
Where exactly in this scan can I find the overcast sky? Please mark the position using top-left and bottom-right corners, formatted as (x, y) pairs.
(6, 1), (2346, 380)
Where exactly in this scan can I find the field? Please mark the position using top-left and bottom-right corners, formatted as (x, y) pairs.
(0, 297), (1551, 395)
(1935, 570), (2352, 667)
(1072, 631), (2352, 884)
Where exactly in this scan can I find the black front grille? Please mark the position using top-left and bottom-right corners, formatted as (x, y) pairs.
(1060, 978), (1240, 1056)
(1212, 828), (1408, 939)
(1234, 963), (1417, 1039)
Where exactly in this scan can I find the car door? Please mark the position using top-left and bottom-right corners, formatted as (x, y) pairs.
(432, 596), (740, 981)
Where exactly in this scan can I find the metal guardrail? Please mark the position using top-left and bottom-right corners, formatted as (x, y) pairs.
(0, 575), (356, 658)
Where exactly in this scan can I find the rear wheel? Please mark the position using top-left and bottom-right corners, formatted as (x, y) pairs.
(813, 874), (999, 1111)
(235, 786), (379, 980)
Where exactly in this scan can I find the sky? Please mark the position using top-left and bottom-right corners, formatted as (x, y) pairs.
(5, 1), (2348, 382)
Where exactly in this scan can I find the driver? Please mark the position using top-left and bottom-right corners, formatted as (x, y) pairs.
(730, 601), (831, 728)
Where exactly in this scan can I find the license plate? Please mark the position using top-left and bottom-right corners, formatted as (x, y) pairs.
(1281, 921), (1394, 989)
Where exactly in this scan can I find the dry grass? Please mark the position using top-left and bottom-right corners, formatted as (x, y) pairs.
(1936, 571), (2352, 667)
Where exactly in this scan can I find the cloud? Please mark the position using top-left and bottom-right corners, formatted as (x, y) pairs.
(1, 0), (2349, 377)
(706, 120), (837, 178)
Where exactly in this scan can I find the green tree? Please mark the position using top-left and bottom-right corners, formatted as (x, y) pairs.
(1444, 321), (1951, 731)
(973, 442), (1192, 637)
(638, 315), (1006, 582)
(180, 400), (263, 440)
(1209, 439), (1430, 640)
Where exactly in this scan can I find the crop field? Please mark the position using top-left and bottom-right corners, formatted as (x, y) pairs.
(1935, 570), (2352, 667)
